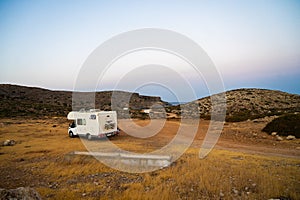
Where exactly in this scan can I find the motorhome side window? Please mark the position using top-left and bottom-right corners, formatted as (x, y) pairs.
(77, 118), (86, 126)
(90, 114), (96, 120)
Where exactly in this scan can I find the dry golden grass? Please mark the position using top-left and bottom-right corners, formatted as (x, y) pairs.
(0, 118), (299, 199)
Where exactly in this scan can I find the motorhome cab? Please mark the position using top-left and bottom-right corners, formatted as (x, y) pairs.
(67, 109), (119, 140)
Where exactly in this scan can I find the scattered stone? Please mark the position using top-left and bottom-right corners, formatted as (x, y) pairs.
(253, 117), (271, 123)
(268, 196), (292, 200)
(271, 132), (277, 136)
(3, 139), (16, 146)
(231, 156), (243, 160)
(296, 147), (300, 150)
(144, 186), (150, 192)
(0, 187), (42, 200)
(276, 136), (283, 141)
(82, 193), (87, 197)
(286, 135), (296, 140)
(262, 135), (267, 139)
(232, 188), (239, 195)
(219, 191), (224, 197)
(93, 181), (99, 186)
(48, 182), (58, 189)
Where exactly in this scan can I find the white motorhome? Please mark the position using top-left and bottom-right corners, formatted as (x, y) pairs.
(67, 109), (119, 140)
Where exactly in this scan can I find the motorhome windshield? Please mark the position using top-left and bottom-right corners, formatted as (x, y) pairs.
(70, 121), (76, 128)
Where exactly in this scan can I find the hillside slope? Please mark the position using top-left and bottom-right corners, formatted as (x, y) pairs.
(0, 84), (169, 118)
(191, 88), (300, 121)
(1, 85), (299, 121)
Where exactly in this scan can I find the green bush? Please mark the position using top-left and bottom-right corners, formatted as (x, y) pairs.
(262, 113), (300, 138)
(225, 110), (261, 122)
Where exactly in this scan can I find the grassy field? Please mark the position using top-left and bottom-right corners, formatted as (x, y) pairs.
(0, 118), (299, 199)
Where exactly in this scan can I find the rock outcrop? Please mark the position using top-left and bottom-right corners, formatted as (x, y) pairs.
(0, 187), (41, 200)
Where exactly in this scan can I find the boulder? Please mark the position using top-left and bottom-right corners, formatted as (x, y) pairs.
(271, 132), (277, 136)
(276, 136), (283, 141)
(0, 187), (42, 200)
(3, 140), (15, 146)
(253, 119), (261, 123)
(286, 135), (296, 140)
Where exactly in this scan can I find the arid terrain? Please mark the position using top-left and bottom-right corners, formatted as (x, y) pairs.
(0, 84), (299, 199)
(0, 84), (169, 118)
(0, 117), (299, 200)
(1, 84), (300, 121)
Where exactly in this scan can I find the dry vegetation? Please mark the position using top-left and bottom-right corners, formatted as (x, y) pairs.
(263, 113), (300, 138)
(0, 118), (299, 199)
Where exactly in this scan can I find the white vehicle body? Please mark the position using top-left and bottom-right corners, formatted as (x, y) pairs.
(67, 109), (119, 139)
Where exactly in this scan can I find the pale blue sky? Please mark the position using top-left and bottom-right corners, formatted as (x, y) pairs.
(0, 0), (299, 101)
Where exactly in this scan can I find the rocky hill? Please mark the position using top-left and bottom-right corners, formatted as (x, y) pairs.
(0, 84), (169, 118)
(1, 85), (299, 121)
(168, 88), (300, 121)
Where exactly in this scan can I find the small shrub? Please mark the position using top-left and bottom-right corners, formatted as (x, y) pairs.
(226, 110), (254, 122)
(262, 113), (300, 138)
